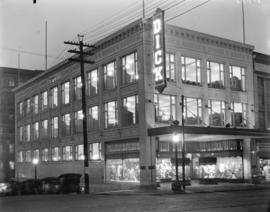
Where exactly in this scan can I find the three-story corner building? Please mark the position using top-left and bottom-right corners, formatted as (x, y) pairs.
(14, 16), (269, 187)
(0, 67), (42, 181)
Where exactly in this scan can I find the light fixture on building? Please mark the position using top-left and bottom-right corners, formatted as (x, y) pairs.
(32, 158), (39, 181)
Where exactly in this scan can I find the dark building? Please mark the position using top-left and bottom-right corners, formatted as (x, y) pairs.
(253, 52), (270, 182)
(0, 67), (42, 181)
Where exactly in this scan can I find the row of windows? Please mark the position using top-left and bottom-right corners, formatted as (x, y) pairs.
(166, 54), (246, 91)
(18, 96), (139, 142)
(154, 94), (248, 127)
(17, 143), (101, 163)
(18, 52), (138, 116)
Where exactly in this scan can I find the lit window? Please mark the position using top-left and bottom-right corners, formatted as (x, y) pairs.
(207, 61), (224, 89)
(33, 95), (39, 114)
(104, 61), (116, 89)
(51, 117), (58, 138)
(63, 146), (72, 161)
(26, 99), (31, 113)
(90, 143), (101, 160)
(122, 96), (139, 126)
(25, 124), (31, 142)
(25, 150), (31, 162)
(61, 81), (70, 104)
(104, 101), (118, 128)
(40, 119), (48, 138)
(42, 148), (49, 162)
(19, 126), (24, 141)
(9, 79), (15, 87)
(88, 106), (99, 131)
(166, 53), (176, 81)
(18, 102), (23, 116)
(18, 151), (23, 163)
(230, 65), (246, 91)
(181, 56), (201, 85)
(208, 100), (225, 126)
(50, 86), (58, 108)
(184, 97), (202, 125)
(122, 52), (138, 84)
(62, 113), (71, 136)
(33, 122), (39, 140)
(74, 110), (83, 134)
(154, 94), (176, 122)
(75, 144), (84, 160)
(231, 102), (247, 127)
(87, 69), (98, 96)
(73, 76), (82, 100)
(41, 91), (48, 111)
(9, 144), (14, 153)
(52, 147), (61, 161)
(33, 149), (39, 161)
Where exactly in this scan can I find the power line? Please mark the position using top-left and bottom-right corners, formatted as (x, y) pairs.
(166, 0), (211, 22)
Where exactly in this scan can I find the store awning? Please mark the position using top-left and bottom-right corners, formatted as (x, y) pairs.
(148, 126), (270, 142)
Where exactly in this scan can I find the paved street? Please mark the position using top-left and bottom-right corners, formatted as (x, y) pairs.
(1, 189), (270, 212)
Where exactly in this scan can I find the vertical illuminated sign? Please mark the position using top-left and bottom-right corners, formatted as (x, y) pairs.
(152, 8), (166, 93)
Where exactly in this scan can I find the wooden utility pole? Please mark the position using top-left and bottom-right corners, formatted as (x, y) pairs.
(64, 35), (95, 194)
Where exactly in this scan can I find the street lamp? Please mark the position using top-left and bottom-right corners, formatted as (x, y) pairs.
(32, 158), (39, 181)
(172, 133), (180, 183)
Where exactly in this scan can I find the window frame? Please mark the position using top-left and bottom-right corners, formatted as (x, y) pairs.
(121, 52), (138, 85)
(104, 101), (118, 129)
(181, 56), (201, 85)
(103, 61), (117, 90)
(87, 69), (98, 96)
(207, 61), (225, 89)
(154, 94), (176, 123)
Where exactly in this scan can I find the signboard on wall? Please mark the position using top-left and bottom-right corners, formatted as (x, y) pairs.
(152, 8), (166, 93)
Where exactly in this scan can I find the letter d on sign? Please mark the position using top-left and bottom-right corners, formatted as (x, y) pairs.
(153, 19), (161, 34)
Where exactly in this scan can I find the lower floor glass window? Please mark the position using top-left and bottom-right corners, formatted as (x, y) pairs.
(106, 158), (140, 182)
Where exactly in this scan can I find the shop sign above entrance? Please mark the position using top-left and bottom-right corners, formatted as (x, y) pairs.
(152, 8), (166, 93)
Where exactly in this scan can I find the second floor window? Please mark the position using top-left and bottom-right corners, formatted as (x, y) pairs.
(42, 148), (49, 162)
(51, 117), (58, 138)
(33, 149), (39, 161)
(40, 119), (48, 138)
(184, 97), (202, 125)
(208, 100), (225, 126)
(52, 147), (61, 161)
(154, 94), (176, 122)
(230, 65), (246, 91)
(90, 143), (101, 160)
(33, 122), (39, 140)
(61, 81), (70, 104)
(74, 110), (83, 133)
(19, 126), (24, 141)
(166, 53), (176, 81)
(181, 56), (201, 85)
(41, 91), (48, 111)
(50, 86), (58, 108)
(122, 52), (138, 84)
(122, 96), (139, 126)
(88, 106), (99, 131)
(104, 61), (116, 89)
(62, 113), (71, 136)
(63, 146), (72, 161)
(33, 95), (39, 114)
(104, 101), (118, 128)
(231, 102), (247, 127)
(75, 144), (84, 160)
(87, 69), (98, 96)
(18, 151), (23, 163)
(25, 124), (31, 142)
(207, 61), (224, 89)
(25, 150), (31, 162)
(73, 76), (82, 100)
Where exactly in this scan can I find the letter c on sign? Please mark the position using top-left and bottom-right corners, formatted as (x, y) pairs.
(154, 50), (162, 65)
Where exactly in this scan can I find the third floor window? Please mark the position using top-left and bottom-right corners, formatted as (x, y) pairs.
(61, 81), (70, 105)
(87, 69), (98, 96)
(73, 76), (82, 100)
(166, 53), (176, 81)
(207, 61), (224, 89)
(41, 91), (48, 111)
(50, 86), (58, 108)
(122, 52), (138, 85)
(104, 61), (116, 90)
(230, 65), (246, 91)
(181, 56), (201, 85)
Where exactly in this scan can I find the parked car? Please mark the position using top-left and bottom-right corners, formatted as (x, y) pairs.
(0, 178), (25, 196)
(21, 179), (41, 195)
(252, 171), (267, 184)
(58, 173), (81, 194)
(39, 177), (61, 194)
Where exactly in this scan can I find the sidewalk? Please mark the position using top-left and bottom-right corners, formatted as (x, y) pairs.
(94, 182), (270, 195)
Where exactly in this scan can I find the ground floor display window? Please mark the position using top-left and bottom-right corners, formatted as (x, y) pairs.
(193, 156), (243, 179)
(156, 158), (190, 181)
(259, 159), (270, 182)
(106, 158), (140, 182)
